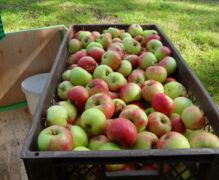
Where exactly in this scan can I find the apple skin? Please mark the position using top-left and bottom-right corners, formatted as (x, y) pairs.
(158, 56), (177, 75)
(145, 107), (155, 116)
(88, 135), (110, 150)
(108, 44), (125, 59)
(38, 125), (73, 151)
(101, 50), (122, 70)
(68, 39), (82, 54)
(128, 24), (143, 37)
(85, 93), (115, 119)
(106, 72), (127, 91)
(68, 125), (88, 148)
(128, 69), (146, 87)
(57, 81), (73, 100)
(109, 91), (119, 99)
(123, 37), (141, 55)
(152, 93), (176, 116)
(141, 80), (164, 102)
(138, 52), (157, 70)
(120, 32), (132, 40)
(74, 146), (90, 151)
(188, 131), (219, 148)
(81, 34), (94, 48)
(62, 69), (71, 81)
(181, 105), (205, 130)
(157, 131), (190, 149)
(106, 118), (137, 147)
(58, 101), (77, 124)
(119, 108), (148, 132)
(154, 46), (171, 62)
(69, 67), (92, 86)
(93, 64), (113, 80)
(170, 113), (186, 134)
(147, 112), (171, 137)
(68, 64), (78, 70)
(92, 31), (101, 40)
(146, 39), (163, 53)
(87, 47), (105, 63)
(105, 27), (123, 38)
(117, 60), (132, 77)
(124, 54), (139, 68)
(77, 56), (97, 74)
(164, 81), (185, 99)
(164, 77), (176, 84)
(78, 31), (92, 41)
(131, 101), (145, 110)
(67, 86), (89, 108)
(134, 131), (158, 150)
(142, 30), (158, 38)
(47, 105), (68, 127)
(81, 108), (107, 135)
(112, 98), (126, 117)
(123, 104), (140, 111)
(112, 38), (122, 43)
(87, 42), (103, 51)
(68, 49), (87, 65)
(141, 34), (160, 47)
(145, 65), (167, 83)
(120, 83), (141, 103)
(173, 97), (193, 115)
(86, 78), (109, 96)
(96, 33), (112, 49)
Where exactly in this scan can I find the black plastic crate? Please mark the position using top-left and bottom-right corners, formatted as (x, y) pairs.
(21, 24), (219, 180)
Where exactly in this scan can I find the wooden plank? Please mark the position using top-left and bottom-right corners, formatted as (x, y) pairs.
(0, 108), (31, 180)
(0, 26), (64, 107)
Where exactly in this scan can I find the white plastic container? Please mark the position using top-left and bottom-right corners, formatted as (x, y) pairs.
(21, 73), (49, 115)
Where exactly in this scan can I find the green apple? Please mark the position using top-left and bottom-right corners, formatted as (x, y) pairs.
(173, 97), (193, 115)
(120, 32), (132, 39)
(128, 24), (143, 37)
(96, 33), (112, 49)
(158, 56), (177, 75)
(70, 67), (92, 86)
(154, 46), (171, 62)
(142, 30), (158, 38)
(69, 125), (88, 148)
(93, 64), (113, 80)
(101, 50), (122, 70)
(68, 39), (82, 53)
(88, 135), (109, 150)
(86, 42), (103, 51)
(105, 27), (123, 38)
(57, 81), (73, 100)
(78, 31), (92, 41)
(98, 142), (121, 150)
(74, 146), (90, 151)
(122, 37), (141, 55)
(62, 69), (71, 81)
(164, 81), (185, 99)
(106, 72), (127, 91)
(117, 60), (132, 77)
(112, 98), (126, 117)
(146, 39), (163, 53)
(81, 108), (106, 135)
(120, 83), (141, 103)
(58, 101), (77, 124)
(145, 66), (167, 83)
(81, 34), (94, 48)
(144, 107), (155, 116)
(138, 52), (157, 70)
(47, 105), (68, 127)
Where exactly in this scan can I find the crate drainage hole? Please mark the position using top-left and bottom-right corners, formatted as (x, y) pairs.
(35, 152), (39, 156)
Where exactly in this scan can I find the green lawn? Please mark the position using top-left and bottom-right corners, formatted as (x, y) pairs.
(1, 0), (219, 105)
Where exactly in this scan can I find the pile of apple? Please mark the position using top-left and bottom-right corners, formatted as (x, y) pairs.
(38, 24), (219, 156)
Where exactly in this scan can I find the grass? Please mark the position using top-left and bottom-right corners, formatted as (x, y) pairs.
(1, 0), (219, 105)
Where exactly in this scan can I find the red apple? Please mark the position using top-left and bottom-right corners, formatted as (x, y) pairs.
(77, 56), (97, 74)
(67, 49), (87, 65)
(87, 47), (105, 63)
(131, 101), (145, 110)
(92, 31), (101, 40)
(86, 78), (109, 96)
(108, 43), (125, 59)
(145, 65), (167, 83)
(128, 69), (146, 87)
(101, 50), (122, 70)
(154, 46), (171, 62)
(124, 54), (139, 68)
(112, 99), (126, 117)
(170, 113), (186, 134)
(109, 91), (119, 99)
(141, 34), (161, 47)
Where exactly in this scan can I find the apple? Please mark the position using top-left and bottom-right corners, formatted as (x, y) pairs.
(170, 113), (186, 134)
(67, 86), (89, 108)
(105, 27), (123, 38)
(87, 47), (105, 63)
(106, 72), (127, 91)
(88, 135), (109, 150)
(47, 105), (68, 127)
(68, 64), (78, 70)
(101, 50), (122, 70)
(119, 108), (148, 132)
(96, 33), (112, 49)
(181, 105), (205, 130)
(120, 32), (132, 39)
(124, 54), (139, 68)
(164, 81), (185, 99)
(152, 93), (176, 116)
(145, 65), (167, 83)
(77, 56), (97, 74)
(109, 91), (119, 99)
(154, 46), (171, 62)
(120, 83), (141, 103)
(157, 131), (190, 149)
(134, 131), (158, 149)
(128, 69), (146, 87)
(141, 80), (164, 102)
(85, 93), (115, 119)
(144, 107), (155, 116)
(106, 118), (137, 147)
(58, 101), (77, 124)
(57, 81), (73, 100)
(112, 38), (122, 43)
(108, 44), (125, 59)
(134, 35), (144, 44)
(68, 125), (88, 148)
(68, 39), (82, 54)
(141, 34), (161, 47)
(188, 131), (219, 148)
(67, 49), (87, 65)
(147, 112), (171, 137)
(93, 64), (113, 80)
(74, 146), (90, 151)
(86, 78), (109, 96)
(81, 34), (94, 48)
(98, 142), (121, 150)
(141, 30), (158, 39)
(128, 24), (143, 37)
(92, 31), (100, 40)
(81, 108), (106, 135)
(138, 52), (157, 70)
(164, 77), (176, 84)
(146, 39), (163, 53)
(173, 97), (193, 115)
(87, 42), (103, 51)
(62, 69), (71, 81)
(117, 60), (132, 77)
(38, 125), (73, 151)
(112, 98), (126, 117)
(123, 104), (140, 111)
(158, 56), (177, 75)
(78, 31), (92, 41)
(131, 101), (145, 110)
(69, 67), (92, 86)
(123, 37), (141, 55)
